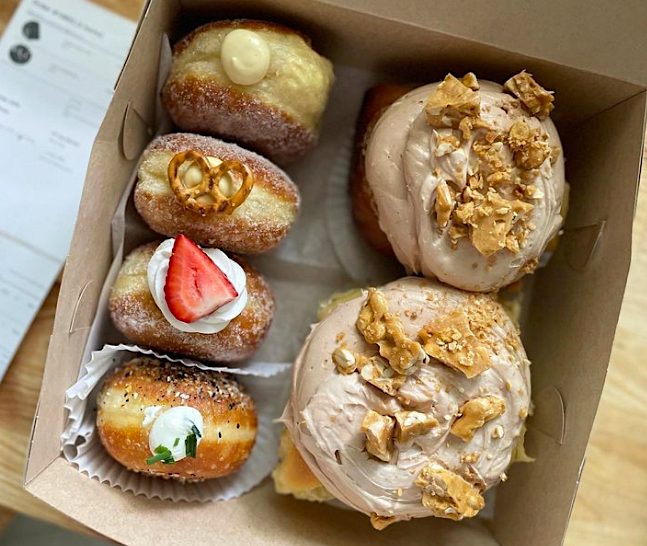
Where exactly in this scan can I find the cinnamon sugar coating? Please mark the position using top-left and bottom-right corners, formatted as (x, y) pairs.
(135, 133), (299, 254)
(162, 20), (334, 165)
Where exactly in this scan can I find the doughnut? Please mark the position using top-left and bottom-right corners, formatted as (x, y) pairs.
(350, 84), (413, 256)
(96, 357), (257, 481)
(134, 133), (300, 254)
(272, 428), (333, 503)
(109, 238), (274, 363)
(360, 71), (566, 292)
(281, 276), (531, 528)
(161, 20), (335, 165)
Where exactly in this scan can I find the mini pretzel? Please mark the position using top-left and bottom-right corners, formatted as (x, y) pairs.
(167, 150), (255, 215)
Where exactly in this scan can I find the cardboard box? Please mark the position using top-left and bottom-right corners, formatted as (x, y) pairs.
(24, 0), (647, 544)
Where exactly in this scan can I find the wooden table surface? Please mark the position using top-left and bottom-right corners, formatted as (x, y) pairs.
(0, 0), (646, 544)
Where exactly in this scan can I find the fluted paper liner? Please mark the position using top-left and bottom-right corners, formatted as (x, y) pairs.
(62, 343), (290, 502)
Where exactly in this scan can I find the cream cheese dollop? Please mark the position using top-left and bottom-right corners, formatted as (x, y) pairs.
(221, 29), (271, 85)
(283, 277), (531, 523)
(147, 406), (204, 462)
(147, 238), (248, 334)
(365, 80), (566, 292)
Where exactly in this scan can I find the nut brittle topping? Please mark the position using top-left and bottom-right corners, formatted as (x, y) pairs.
(415, 465), (485, 520)
(357, 288), (427, 376)
(395, 410), (439, 443)
(356, 288), (389, 344)
(362, 410), (395, 462)
(419, 309), (491, 378)
(370, 513), (396, 530)
(450, 396), (506, 441)
(503, 70), (554, 119)
(425, 74), (481, 134)
(457, 189), (534, 256)
(425, 71), (560, 261)
(358, 355), (405, 396)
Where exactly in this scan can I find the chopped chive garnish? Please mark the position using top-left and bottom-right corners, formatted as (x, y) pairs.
(184, 424), (201, 458)
(173, 437), (180, 447)
(146, 445), (175, 465)
(185, 433), (197, 458)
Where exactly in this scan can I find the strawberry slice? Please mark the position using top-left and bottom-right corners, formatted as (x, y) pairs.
(164, 234), (238, 323)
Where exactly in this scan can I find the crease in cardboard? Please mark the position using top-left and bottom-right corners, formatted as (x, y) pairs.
(23, 396), (44, 487)
(562, 220), (606, 271)
(121, 103), (154, 160)
(69, 280), (94, 335)
(527, 386), (566, 445)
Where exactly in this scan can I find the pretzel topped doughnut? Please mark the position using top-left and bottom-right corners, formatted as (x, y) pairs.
(167, 150), (255, 215)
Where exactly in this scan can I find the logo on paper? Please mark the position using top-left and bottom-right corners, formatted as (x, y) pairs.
(9, 44), (31, 65)
(22, 21), (40, 40)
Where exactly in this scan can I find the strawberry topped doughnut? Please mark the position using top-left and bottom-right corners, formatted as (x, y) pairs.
(109, 235), (274, 362)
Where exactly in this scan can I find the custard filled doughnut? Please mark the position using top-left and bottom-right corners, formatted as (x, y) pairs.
(162, 20), (335, 165)
(135, 133), (300, 254)
(281, 277), (531, 528)
(109, 236), (274, 362)
(97, 357), (257, 481)
(361, 71), (565, 292)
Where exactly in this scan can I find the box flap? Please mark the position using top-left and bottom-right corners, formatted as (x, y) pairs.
(310, 0), (647, 87)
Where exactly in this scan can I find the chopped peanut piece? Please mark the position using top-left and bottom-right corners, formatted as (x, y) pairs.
(461, 72), (480, 91)
(395, 411), (439, 443)
(450, 396), (506, 441)
(362, 410), (395, 462)
(434, 132), (461, 157)
(491, 425), (504, 439)
(435, 180), (456, 229)
(415, 464), (485, 520)
(332, 347), (357, 374)
(503, 70), (554, 119)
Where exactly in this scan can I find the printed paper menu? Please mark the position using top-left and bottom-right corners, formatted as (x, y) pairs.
(0, 0), (135, 381)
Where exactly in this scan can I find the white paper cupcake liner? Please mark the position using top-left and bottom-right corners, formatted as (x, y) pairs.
(325, 129), (404, 285)
(62, 343), (291, 503)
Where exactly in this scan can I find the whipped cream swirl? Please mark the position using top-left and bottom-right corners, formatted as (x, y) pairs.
(146, 406), (204, 462)
(365, 80), (566, 292)
(147, 238), (248, 334)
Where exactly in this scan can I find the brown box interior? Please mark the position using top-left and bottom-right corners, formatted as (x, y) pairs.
(24, 0), (647, 545)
